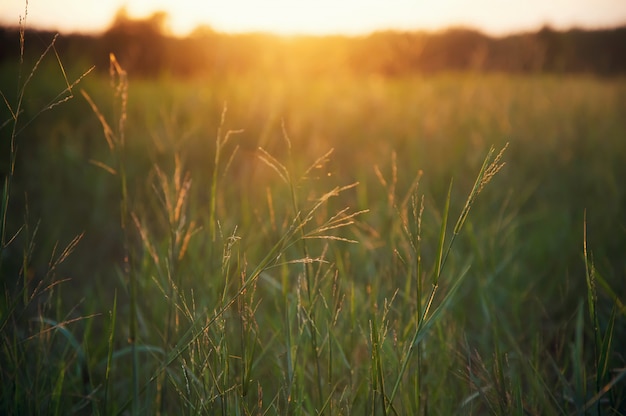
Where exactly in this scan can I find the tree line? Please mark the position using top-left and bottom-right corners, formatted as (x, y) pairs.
(2, 10), (626, 78)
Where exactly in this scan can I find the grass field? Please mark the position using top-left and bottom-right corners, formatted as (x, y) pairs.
(1, 36), (626, 415)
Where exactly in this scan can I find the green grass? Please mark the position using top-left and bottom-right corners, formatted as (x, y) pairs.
(1, 29), (626, 415)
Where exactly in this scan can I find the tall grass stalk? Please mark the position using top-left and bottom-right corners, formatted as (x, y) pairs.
(284, 123), (323, 406)
(258, 125), (364, 411)
(408, 190), (425, 411)
(582, 212), (625, 413)
(386, 143), (507, 412)
(0, 7), (92, 277)
(209, 106), (242, 244)
(139, 154), (199, 412)
(103, 290), (118, 415)
(0, 5), (94, 414)
(82, 54), (141, 414)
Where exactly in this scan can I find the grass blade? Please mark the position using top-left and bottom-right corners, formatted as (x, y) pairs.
(103, 290), (117, 415)
(434, 180), (453, 285)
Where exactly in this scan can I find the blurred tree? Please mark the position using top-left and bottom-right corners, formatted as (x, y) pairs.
(2, 19), (626, 77)
(101, 8), (170, 76)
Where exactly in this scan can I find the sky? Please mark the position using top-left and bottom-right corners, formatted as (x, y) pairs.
(1, 0), (626, 37)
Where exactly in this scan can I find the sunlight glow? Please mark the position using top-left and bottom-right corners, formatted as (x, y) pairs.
(123, 0), (436, 35)
(1, 0), (626, 36)
(117, 0), (626, 36)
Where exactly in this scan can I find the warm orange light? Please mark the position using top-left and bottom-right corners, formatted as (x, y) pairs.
(107, 0), (626, 36)
(0, 0), (625, 36)
(127, 0), (417, 36)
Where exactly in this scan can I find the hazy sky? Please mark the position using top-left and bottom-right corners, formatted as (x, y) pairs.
(2, 0), (626, 36)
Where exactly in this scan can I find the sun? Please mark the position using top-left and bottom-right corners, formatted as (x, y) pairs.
(123, 0), (422, 36)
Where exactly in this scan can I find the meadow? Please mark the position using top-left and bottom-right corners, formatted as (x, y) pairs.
(1, 34), (626, 415)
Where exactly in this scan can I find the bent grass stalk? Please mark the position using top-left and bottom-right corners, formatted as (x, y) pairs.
(386, 144), (508, 412)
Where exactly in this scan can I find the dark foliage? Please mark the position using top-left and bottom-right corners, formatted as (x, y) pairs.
(2, 15), (626, 78)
